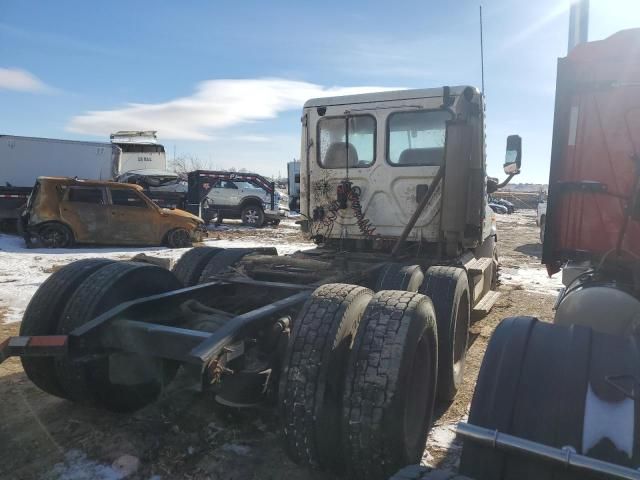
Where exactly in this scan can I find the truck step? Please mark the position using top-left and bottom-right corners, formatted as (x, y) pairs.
(473, 290), (501, 316)
(466, 257), (494, 277)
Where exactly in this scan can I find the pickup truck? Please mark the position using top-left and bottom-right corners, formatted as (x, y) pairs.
(185, 170), (289, 227)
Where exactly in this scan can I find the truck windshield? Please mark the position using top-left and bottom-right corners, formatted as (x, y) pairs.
(318, 115), (375, 169)
(388, 110), (451, 166)
(115, 144), (166, 153)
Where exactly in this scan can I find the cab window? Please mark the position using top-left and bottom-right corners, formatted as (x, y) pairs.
(214, 180), (238, 189)
(66, 187), (105, 204)
(318, 115), (375, 168)
(110, 189), (147, 208)
(387, 110), (452, 166)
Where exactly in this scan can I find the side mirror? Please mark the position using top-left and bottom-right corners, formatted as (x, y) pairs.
(504, 135), (522, 175)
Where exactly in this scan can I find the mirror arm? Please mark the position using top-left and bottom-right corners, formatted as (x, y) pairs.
(496, 173), (516, 189)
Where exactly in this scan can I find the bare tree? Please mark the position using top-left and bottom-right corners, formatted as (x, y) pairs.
(169, 154), (207, 178)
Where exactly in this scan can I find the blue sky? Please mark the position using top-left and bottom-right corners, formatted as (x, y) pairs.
(1, 0), (638, 182)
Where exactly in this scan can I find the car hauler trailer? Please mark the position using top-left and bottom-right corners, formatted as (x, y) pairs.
(390, 24), (640, 480)
(0, 85), (521, 479)
(185, 170), (288, 226)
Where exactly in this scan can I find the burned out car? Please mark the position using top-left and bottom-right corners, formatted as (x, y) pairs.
(22, 177), (206, 248)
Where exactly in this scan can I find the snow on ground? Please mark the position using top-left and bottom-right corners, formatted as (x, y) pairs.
(499, 265), (564, 297)
(495, 210), (564, 297)
(0, 220), (313, 324)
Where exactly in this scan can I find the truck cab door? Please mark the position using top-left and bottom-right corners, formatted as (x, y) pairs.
(108, 188), (158, 244)
(60, 186), (110, 243)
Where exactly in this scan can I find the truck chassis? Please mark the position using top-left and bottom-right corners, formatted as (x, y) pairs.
(0, 242), (497, 479)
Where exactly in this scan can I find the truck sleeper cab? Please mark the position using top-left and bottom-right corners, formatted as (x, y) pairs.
(300, 86), (504, 258)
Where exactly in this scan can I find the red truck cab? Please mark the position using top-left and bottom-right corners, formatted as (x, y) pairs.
(543, 29), (640, 275)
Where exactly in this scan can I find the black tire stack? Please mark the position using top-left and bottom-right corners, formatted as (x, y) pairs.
(171, 246), (224, 286)
(20, 258), (117, 398)
(20, 260), (183, 412)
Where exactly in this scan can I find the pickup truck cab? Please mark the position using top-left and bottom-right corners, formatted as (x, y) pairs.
(22, 177), (205, 248)
(203, 179), (289, 226)
(186, 171), (289, 227)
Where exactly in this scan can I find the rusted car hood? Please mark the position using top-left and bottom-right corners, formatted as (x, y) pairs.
(161, 208), (203, 223)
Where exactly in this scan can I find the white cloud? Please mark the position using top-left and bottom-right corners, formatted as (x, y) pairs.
(0, 67), (52, 93)
(233, 135), (271, 143)
(67, 78), (399, 140)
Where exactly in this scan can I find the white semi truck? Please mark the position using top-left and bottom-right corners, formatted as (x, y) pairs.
(0, 131), (169, 228)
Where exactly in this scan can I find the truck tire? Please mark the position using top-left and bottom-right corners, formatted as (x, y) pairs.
(198, 247), (277, 283)
(342, 291), (438, 480)
(171, 247), (223, 286)
(420, 266), (471, 402)
(55, 262), (183, 412)
(241, 204), (265, 227)
(38, 222), (74, 248)
(390, 465), (474, 480)
(166, 227), (193, 248)
(375, 263), (424, 292)
(459, 317), (627, 480)
(279, 283), (373, 471)
(20, 258), (116, 398)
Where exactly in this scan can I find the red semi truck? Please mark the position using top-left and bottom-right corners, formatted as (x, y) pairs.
(392, 28), (640, 480)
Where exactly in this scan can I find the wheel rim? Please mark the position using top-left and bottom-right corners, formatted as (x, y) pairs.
(172, 229), (190, 247)
(244, 208), (259, 224)
(41, 226), (68, 248)
(452, 292), (470, 379)
(403, 331), (435, 453)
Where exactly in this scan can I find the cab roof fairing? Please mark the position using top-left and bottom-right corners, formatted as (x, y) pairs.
(303, 86), (480, 109)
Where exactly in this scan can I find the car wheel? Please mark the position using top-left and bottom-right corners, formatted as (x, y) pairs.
(38, 222), (73, 248)
(241, 204), (265, 227)
(166, 228), (192, 248)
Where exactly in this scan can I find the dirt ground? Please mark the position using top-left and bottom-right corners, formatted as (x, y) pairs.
(0, 211), (560, 480)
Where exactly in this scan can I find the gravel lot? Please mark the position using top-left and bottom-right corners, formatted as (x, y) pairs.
(0, 211), (562, 479)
